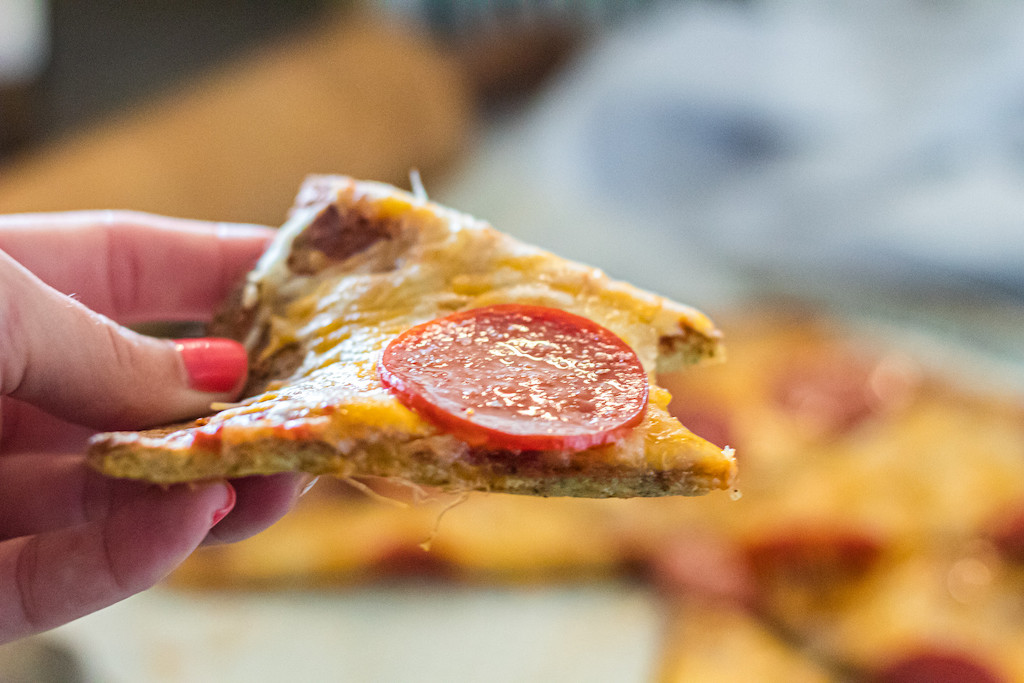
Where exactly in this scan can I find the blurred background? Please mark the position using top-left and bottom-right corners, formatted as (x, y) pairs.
(3, 0), (1024, 680)
(3, 0), (1024, 365)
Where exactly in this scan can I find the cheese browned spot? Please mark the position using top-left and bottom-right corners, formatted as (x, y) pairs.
(87, 176), (736, 498)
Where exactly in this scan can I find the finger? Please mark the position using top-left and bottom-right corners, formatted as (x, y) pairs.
(0, 252), (248, 428)
(0, 211), (273, 324)
(0, 480), (233, 644)
(0, 455), (95, 539)
(0, 455), (302, 546)
(1, 398), (96, 455)
(203, 473), (309, 545)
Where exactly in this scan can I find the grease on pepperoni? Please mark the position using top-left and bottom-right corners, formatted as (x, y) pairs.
(378, 304), (649, 451)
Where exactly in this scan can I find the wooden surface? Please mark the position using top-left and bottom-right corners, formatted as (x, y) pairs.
(0, 11), (475, 226)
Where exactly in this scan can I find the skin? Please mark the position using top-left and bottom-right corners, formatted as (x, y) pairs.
(0, 211), (307, 644)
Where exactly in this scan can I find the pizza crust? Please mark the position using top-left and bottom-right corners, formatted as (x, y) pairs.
(88, 176), (736, 497)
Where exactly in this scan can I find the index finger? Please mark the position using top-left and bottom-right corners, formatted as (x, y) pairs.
(0, 211), (274, 324)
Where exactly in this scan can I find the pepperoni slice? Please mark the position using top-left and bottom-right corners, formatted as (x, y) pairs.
(744, 527), (885, 586)
(871, 649), (1007, 683)
(378, 304), (649, 451)
(647, 530), (756, 607)
(985, 505), (1024, 564)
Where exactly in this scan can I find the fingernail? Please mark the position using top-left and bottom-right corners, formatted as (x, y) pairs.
(211, 482), (237, 527)
(175, 338), (248, 393)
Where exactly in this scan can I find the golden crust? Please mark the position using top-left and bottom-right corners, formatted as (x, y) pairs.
(87, 176), (736, 497)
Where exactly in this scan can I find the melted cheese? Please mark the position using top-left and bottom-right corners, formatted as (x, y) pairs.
(90, 177), (734, 495)
(211, 179), (730, 482)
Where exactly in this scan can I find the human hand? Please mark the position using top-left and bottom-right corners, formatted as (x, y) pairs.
(0, 211), (307, 644)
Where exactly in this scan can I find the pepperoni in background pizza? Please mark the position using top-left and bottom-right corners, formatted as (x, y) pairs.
(164, 311), (1024, 680)
(655, 315), (1024, 681)
(87, 176), (736, 498)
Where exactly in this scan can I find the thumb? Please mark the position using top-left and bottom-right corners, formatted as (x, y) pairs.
(0, 251), (247, 429)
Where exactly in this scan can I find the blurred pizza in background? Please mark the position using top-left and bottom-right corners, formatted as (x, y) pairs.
(171, 309), (1024, 681)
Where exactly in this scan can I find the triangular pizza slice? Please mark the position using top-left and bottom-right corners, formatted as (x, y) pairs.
(88, 176), (736, 497)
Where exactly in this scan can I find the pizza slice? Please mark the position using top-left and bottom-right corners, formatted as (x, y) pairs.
(88, 175), (736, 497)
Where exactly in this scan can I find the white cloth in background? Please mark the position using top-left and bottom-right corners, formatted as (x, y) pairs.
(441, 0), (1024, 307)
(0, 0), (48, 85)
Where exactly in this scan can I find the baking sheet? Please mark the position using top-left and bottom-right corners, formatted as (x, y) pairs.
(43, 584), (661, 682)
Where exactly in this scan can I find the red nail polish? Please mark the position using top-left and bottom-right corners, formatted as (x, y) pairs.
(175, 338), (248, 393)
(211, 482), (236, 527)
